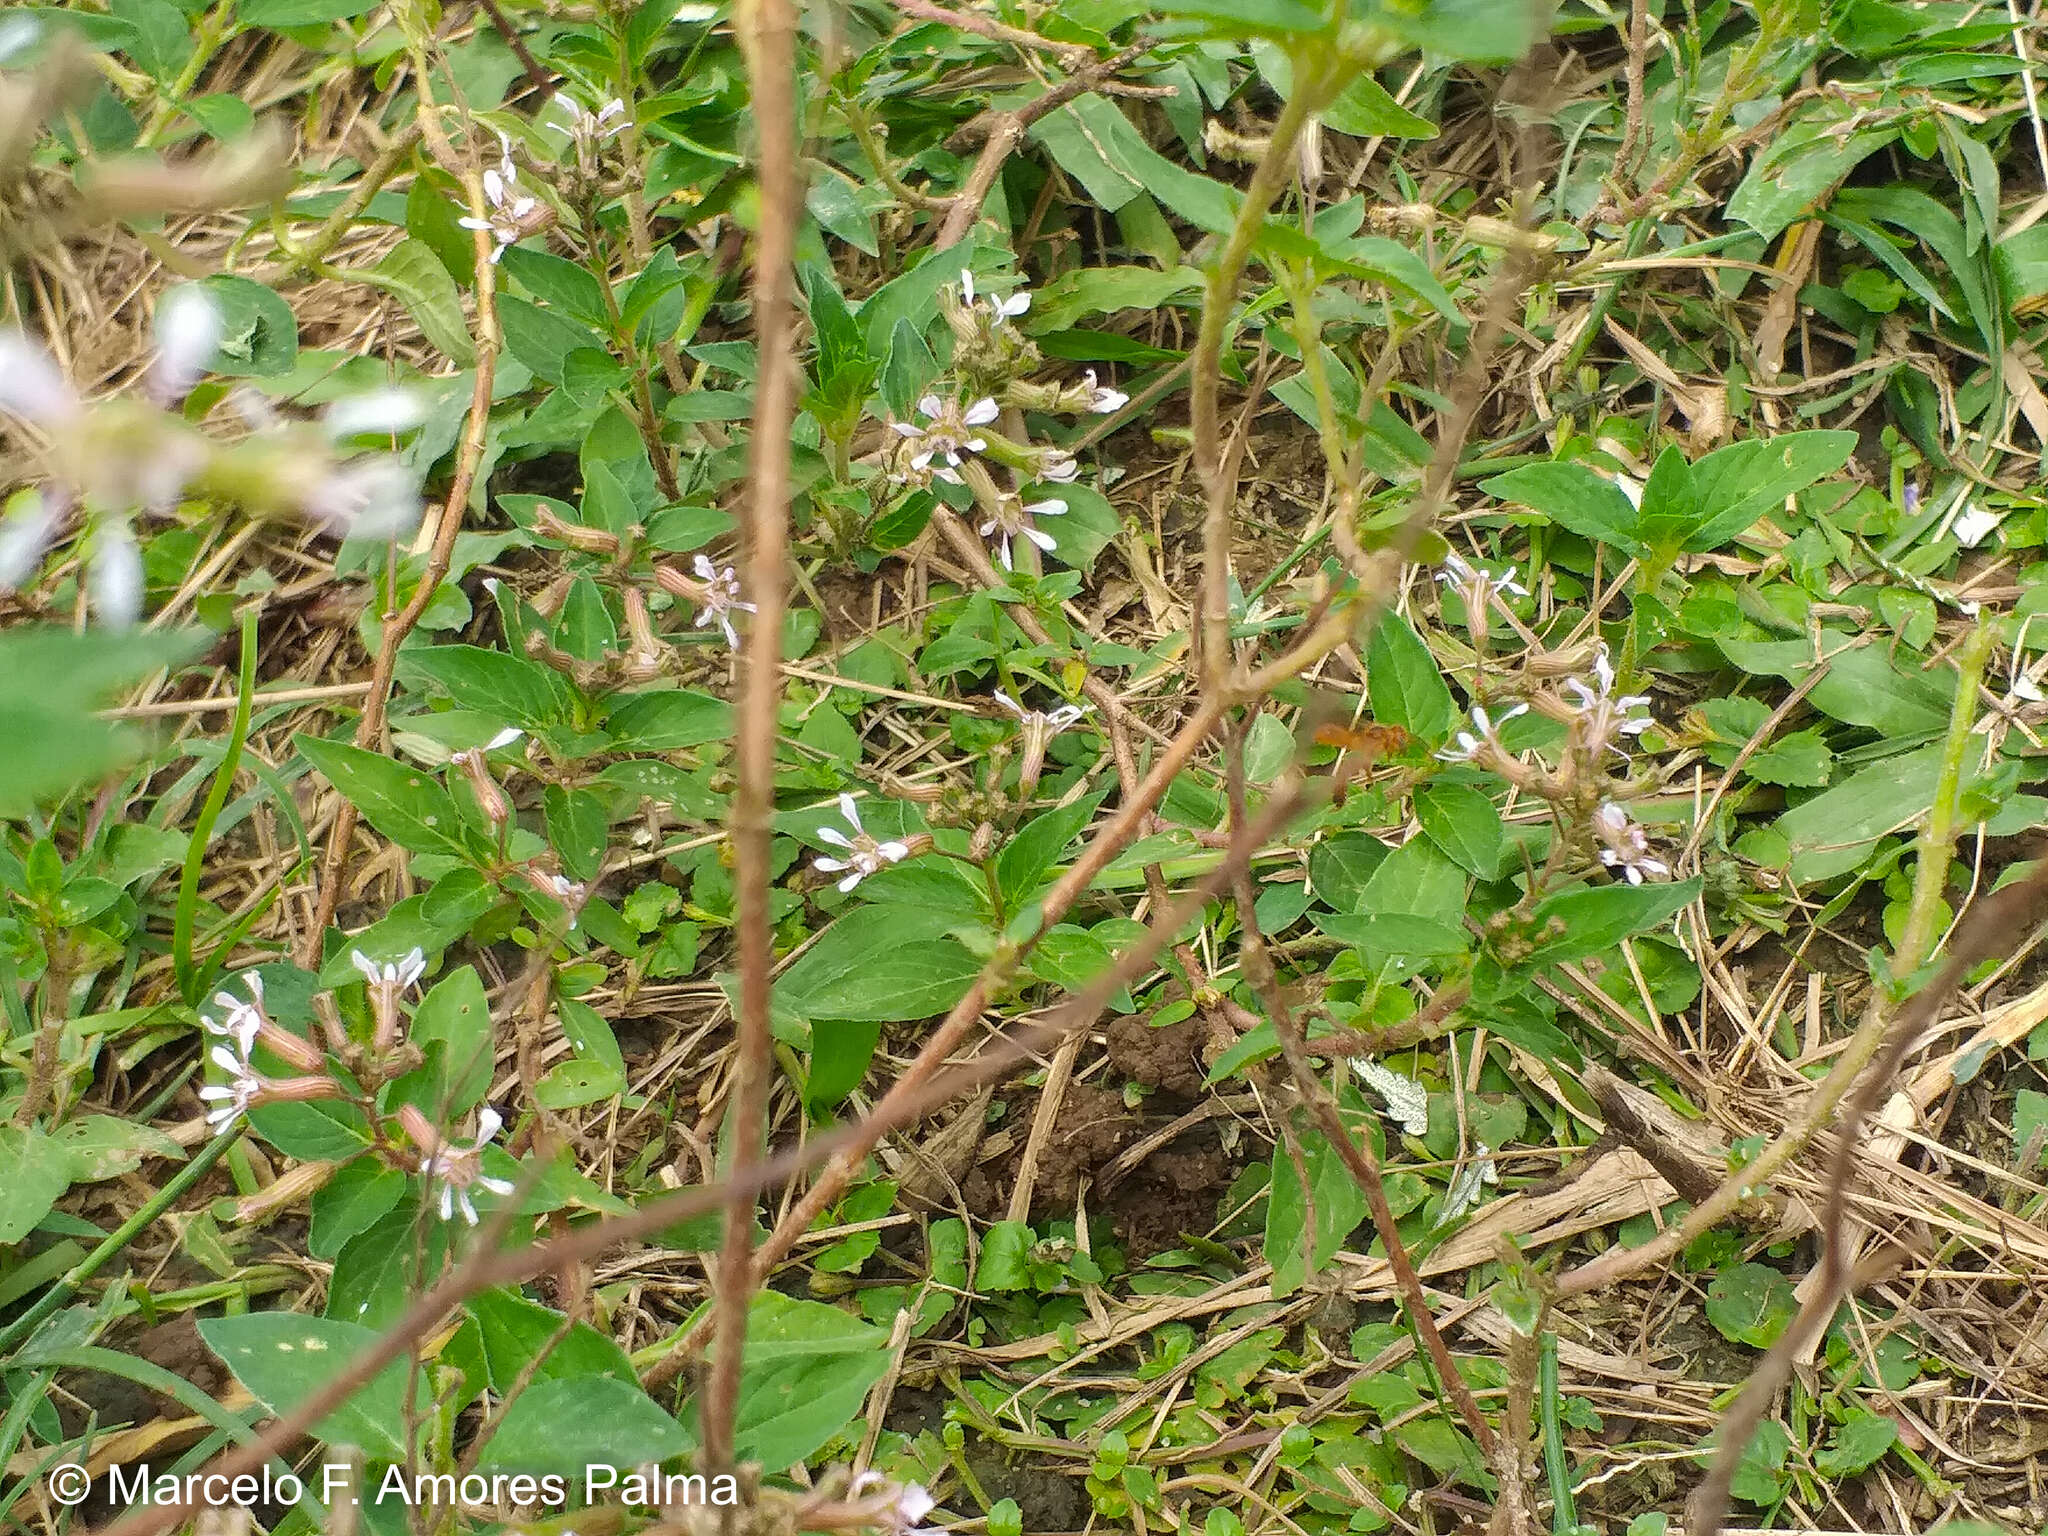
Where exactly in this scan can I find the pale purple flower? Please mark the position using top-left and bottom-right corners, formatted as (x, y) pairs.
(352, 946), (426, 999)
(961, 268), (1029, 327)
(979, 495), (1065, 570)
(323, 388), (428, 442)
(891, 394), (1000, 484)
(0, 330), (81, 427)
(198, 1024), (262, 1131)
(813, 792), (910, 893)
(148, 286), (221, 407)
(0, 487), (63, 588)
(1037, 449), (1079, 483)
(553, 93), (627, 157)
(304, 456), (421, 540)
(690, 553), (755, 647)
(1437, 552), (1528, 607)
(422, 1106), (518, 1225)
(994, 691), (1087, 733)
(1592, 801), (1670, 885)
(1080, 369), (1127, 414)
(458, 135), (539, 263)
(1435, 703), (1528, 764)
(1563, 644), (1653, 758)
(87, 521), (143, 626)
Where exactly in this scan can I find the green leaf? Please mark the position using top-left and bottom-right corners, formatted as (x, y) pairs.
(397, 645), (575, 730)
(796, 941), (980, 1023)
(1320, 74), (1436, 139)
(0, 1128), (73, 1243)
(43, 1114), (184, 1182)
(196, 275), (298, 376)
(404, 965), (494, 1114)
(1481, 462), (1646, 557)
(1310, 911), (1468, 962)
(603, 688), (733, 750)
(1814, 1409), (1898, 1478)
(294, 734), (475, 859)
(466, 1287), (637, 1389)
(1727, 110), (1898, 242)
(197, 1314), (408, 1459)
(0, 626), (203, 817)
(1153, 0), (1326, 34)
(1682, 431), (1858, 550)
(717, 1293), (891, 1472)
(1266, 1119), (1367, 1295)
(1704, 1262), (1799, 1349)
(996, 794), (1101, 904)
(1774, 742), (1973, 882)
(308, 1160), (407, 1260)
(975, 1220), (1035, 1290)
(1365, 612), (1456, 742)
(1414, 782), (1503, 879)
(1243, 713), (1295, 783)
(498, 295), (609, 385)
(238, 0), (379, 23)
(1525, 879), (1703, 964)
(1309, 832), (1388, 912)
(2013, 1088), (2048, 1168)
(359, 239), (475, 366)
(476, 1376), (688, 1477)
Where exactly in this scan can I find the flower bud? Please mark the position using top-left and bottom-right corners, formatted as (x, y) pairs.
(531, 503), (622, 556)
(233, 1159), (337, 1223)
(256, 1021), (328, 1075)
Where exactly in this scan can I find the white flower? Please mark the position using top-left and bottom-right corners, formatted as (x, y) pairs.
(813, 792), (911, 893)
(457, 135), (540, 263)
(202, 974), (265, 1050)
(421, 1106), (518, 1226)
(961, 268), (1029, 327)
(198, 1025), (263, 1132)
(352, 947), (427, 996)
(1592, 801), (1670, 886)
(1352, 1059), (1429, 1138)
(1080, 369), (1127, 414)
(978, 495), (1065, 570)
(994, 691), (1088, 733)
(304, 456), (422, 541)
(149, 286), (221, 407)
(890, 395), (1000, 484)
(1434, 703), (1527, 764)
(893, 1484), (936, 1532)
(0, 330), (82, 427)
(323, 388), (428, 442)
(536, 871), (586, 903)
(1437, 552), (1528, 605)
(690, 553), (755, 647)
(553, 93), (627, 155)
(1037, 449), (1079, 483)
(0, 487), (63, 589)
(1563, 644), (1654, 758)
(87, 521), (143, 627)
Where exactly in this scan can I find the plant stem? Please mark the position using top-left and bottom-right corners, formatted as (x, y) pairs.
(1895, 622), (1993, 978)
(174, 602), (259, 1002)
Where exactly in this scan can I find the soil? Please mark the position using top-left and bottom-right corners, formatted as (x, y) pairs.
(1106, 1008), (1210, 1098)
(964, 1080), (1240, 1258)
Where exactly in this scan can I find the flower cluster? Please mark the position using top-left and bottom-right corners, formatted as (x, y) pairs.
(879, 268), (1116, 569)
(654, 553), (755, 649)
(196, 974), (339, 1133)
(0, 288), (425, 624)
(401, 1104), (518, 1226)
(1429, 550), (1674, 888)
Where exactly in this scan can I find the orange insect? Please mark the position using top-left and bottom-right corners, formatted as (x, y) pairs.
(1307, 719), (1410, 806)
(1311, 721), (1411, 757)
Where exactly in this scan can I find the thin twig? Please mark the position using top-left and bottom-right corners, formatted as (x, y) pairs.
(702, 0), (803, 1478)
